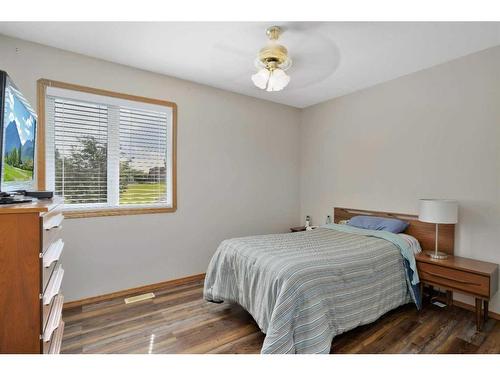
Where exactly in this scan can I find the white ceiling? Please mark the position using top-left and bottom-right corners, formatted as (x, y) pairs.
(0, 22), (499, 108)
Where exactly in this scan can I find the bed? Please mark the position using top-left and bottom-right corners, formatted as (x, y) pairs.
(203, 207), (455, 354)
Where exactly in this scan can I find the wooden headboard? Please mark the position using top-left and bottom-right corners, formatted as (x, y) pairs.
(333, 207), (455, 255)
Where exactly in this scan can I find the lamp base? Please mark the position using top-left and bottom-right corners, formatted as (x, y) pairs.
(425, 250), (448, 260)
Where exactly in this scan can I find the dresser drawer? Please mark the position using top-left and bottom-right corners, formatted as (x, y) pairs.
(418, 262), (490, 297)
(42, 293), (56, 331)
(42, 261), (58, 293)
(43, 294), (64, 343)
(43, 239), (64, 268)
(43, 263), (64, 305)
(43, 225), (63, 253)
(44, 321), (65, 354)
(42, 210), (64, 232)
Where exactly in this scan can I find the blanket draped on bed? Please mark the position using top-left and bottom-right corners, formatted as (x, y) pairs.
(203, 225), (419, 354)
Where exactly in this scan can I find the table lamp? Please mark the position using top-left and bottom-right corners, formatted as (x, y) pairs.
(418, 199), (458, 259)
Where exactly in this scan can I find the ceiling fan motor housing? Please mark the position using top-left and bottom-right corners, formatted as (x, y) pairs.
(258, 44), (289, 71)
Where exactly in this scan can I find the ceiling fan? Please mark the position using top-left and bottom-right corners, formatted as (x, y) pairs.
(251, 26), (292, 92)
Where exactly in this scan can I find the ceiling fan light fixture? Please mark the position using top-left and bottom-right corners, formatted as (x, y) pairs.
(251, 26), (291, 92)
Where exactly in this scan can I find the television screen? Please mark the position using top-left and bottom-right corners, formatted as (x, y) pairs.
(0, 73), (37, 191)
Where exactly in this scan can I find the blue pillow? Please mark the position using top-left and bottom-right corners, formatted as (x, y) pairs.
(347, 215), (409, 233)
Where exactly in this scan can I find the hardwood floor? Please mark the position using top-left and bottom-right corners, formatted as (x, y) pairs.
(61, 278), (500, 354)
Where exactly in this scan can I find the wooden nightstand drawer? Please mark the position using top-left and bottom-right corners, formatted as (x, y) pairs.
(418, 262), (490, 297)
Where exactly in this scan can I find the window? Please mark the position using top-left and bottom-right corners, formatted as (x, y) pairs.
(38, 80), (177, 217)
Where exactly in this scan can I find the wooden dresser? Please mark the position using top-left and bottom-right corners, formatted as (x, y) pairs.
(0, 197), (65, 354)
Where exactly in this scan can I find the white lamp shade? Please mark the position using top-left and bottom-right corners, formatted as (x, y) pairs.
(266, 68), (290, 92)
(418, 199), (458, 224)
(251, 69), (270, 89)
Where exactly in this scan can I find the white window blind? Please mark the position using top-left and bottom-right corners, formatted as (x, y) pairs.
(45, 87), (173, 212)
(119, 108), (169, 205)
(52, 98), (108, 205)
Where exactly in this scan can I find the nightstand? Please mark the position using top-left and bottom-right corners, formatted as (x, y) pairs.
(416, 253), (499, 331)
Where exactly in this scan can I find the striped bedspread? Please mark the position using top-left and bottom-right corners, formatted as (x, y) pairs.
(203, 225), (417, 354)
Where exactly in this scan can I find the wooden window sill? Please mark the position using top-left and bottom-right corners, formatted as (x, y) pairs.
(63, 206), (176, 219)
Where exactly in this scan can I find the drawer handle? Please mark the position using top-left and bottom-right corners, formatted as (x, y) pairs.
(43, 295), (64, 342)
(420, 270), (482, 286)
(43, 264), (64, 305)
(43, 239), (64, 268)
(44, 214), (64, 231)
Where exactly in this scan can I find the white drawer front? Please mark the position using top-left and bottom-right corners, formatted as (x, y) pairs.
(43, 294), (64, 342)
(43, 239), (64, 268)
(43, 263), (64, 305)
(43, 261), (57, 293)
(43, 213), (64, 231)
(47, 321), (65, 354)
(43, 225), (63, 253)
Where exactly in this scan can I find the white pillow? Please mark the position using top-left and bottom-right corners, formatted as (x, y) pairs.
(398, 233), (422, 254)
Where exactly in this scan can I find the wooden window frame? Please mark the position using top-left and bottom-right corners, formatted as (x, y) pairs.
(37, 79), (177, 219)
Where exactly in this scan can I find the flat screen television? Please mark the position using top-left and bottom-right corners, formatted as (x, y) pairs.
(0, 70), (37, 192)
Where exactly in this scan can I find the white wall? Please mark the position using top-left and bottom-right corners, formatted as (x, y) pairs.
(0, 34), (301, 301)
(300, 46), (500, 313)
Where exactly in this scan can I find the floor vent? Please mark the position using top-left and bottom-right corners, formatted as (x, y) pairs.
(124, 292), (155, 304)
